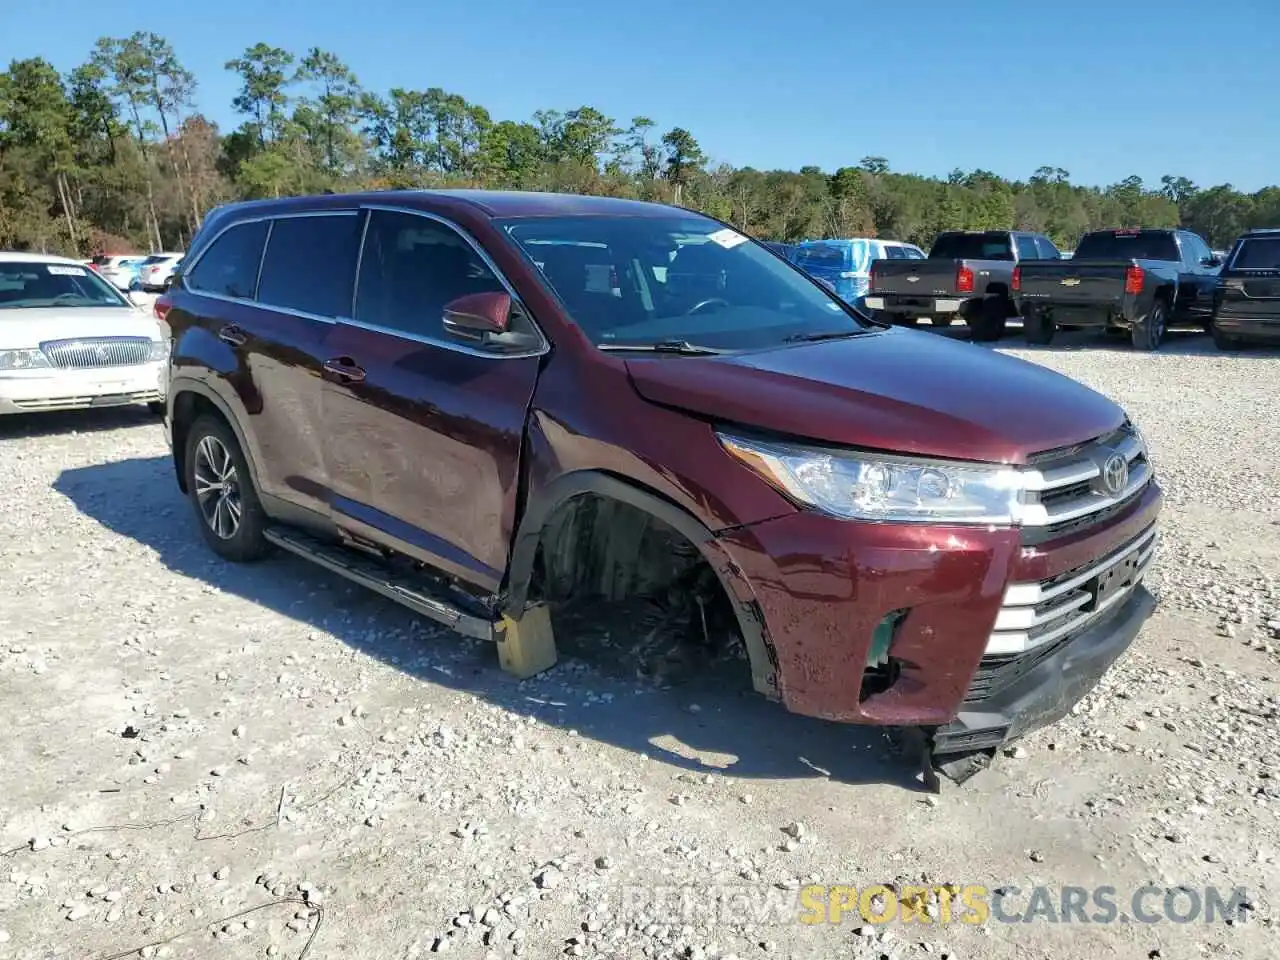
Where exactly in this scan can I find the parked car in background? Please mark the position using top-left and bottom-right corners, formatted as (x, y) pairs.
(792, 238), (925, 307)
(90, 254), (145, 291)
(160, 189), (1161, 784)
(138, 252), (185, 291)
(1209, 228), (1280, 351)
(0, 252), (167, 415)
(866, 230), (1060, 341)
(1012, 228), (1220, 350)
(1060, 250), (1074, 259)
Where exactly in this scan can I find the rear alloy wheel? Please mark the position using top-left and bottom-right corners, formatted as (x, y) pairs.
(1130, 298), (1167, 351)
(1022, 308), (1056, 345)
(967, 295), (1009, 342)
(184, 415), (270, 562)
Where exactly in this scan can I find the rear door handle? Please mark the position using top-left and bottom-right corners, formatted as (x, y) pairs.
(218, 324), (247, 347)
(323, 357), (366, 382)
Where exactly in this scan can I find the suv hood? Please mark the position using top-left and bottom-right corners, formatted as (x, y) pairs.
(624, 328), (1124, 464)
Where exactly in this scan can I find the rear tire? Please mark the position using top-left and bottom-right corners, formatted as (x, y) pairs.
(183, 415), (271, 563)
(928, 314), (956, 328)
(1022, 308), (1055, 345)
(1130, 298), (1168, 351)
(966, 295), (1009, 342)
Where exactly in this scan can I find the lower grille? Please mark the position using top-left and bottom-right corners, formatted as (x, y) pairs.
(40, 337), (153, 369)
(965, 524), (1157, 703)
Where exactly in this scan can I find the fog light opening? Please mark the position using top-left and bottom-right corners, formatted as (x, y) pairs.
(860, 609), (908, 699)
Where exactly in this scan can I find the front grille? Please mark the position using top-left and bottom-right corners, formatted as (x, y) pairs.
(40, 337), (153, 369)
(1018, 422), (1152, 542)
(965, 524), (1157, 704)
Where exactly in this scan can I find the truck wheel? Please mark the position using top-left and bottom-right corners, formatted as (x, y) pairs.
(1130, 299), (1167, 351)
(1211, 321), (1244, 351)
(929, 314), (955, 328)
(1022, 308), (1055, 345)
(966, 296), (1008, 342)
(184, 415), (271, 562)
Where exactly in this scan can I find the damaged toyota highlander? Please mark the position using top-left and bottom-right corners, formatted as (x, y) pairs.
(159, 190), (1160, 786)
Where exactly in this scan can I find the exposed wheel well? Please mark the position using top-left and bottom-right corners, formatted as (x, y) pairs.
(525, 491), (757, 690)
(170, 390), (227, 494)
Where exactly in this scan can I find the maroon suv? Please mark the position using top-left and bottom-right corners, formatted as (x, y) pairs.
(159, 190), (1160, 784)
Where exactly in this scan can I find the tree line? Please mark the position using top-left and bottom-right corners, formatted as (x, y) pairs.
(2, 34), (1278, 257)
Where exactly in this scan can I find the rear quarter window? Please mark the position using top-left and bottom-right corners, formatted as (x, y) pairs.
(186, 220), (270, 299)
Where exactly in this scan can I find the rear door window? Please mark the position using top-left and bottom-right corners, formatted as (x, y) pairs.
(885, 245), (910, 259)
(187, 221), (269, 299)
(353, 209), (509, 342)
(1034, 236), (1061, 259)
(256, 213), (362, 318)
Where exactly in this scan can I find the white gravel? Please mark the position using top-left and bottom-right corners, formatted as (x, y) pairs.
(0, 328), (1277, 960)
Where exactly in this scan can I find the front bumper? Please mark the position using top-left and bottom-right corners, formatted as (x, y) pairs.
(933, 584), (1155, 753)
(0, 362), (165, 415)
(717, 481), (1162, 730)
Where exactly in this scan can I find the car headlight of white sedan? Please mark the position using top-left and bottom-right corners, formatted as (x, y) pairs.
(0, 348), (52, 371)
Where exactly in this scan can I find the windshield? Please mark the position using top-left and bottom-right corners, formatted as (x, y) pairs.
(1230, 237), (1280, 269)
(1074, 231), (1180, 262)
(0, 261), (130, 309)
(500, 216), (868, 350)
(929, 233), (1013, 260)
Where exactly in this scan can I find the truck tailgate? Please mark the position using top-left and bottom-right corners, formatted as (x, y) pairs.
(1016, 259), (1131, 306)
(869, 260), (961, 297)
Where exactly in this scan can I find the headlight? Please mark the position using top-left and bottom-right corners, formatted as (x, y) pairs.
(148, 339), (170, 361)
(0, 348), (51, 371)
(718, 432), (1023, 524)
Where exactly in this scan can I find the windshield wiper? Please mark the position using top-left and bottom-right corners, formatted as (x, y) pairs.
(597, 339), (725, 355)
(782, 329), (870, 343)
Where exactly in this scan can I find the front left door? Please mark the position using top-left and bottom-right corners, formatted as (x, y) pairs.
(320, 207), (545, 594)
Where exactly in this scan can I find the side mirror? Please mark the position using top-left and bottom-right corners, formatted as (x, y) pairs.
(442, 290), (512, 341)
(1202, 255), (1221, 268)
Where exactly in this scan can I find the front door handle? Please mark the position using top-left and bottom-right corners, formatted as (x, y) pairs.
(218, 324), (247, 347)
(323, 357), (366, 382)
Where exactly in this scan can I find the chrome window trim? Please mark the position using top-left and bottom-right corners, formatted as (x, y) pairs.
(180, 203), (549, 360)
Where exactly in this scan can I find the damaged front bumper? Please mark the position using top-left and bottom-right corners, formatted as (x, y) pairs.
(932, 583), (1156, 755)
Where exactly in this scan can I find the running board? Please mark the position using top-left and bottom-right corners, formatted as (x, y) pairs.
(263, 527), (499, 642)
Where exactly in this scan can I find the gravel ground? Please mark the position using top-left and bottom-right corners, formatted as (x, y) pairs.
(1, 327), (1278, 960)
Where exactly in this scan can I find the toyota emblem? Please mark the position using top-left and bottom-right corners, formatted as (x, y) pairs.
(1101, 453), (1128, 495)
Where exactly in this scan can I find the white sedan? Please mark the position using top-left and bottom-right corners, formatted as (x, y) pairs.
(137, 252), (184, 292)
(0, 252), (168, 416)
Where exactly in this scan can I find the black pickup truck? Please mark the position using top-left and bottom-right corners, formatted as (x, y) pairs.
(865, 230), (1061, 341)
(1012, 228), (1221, 350)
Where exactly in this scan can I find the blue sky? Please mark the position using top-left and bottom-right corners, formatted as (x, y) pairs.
(6, 0), (1277, 191)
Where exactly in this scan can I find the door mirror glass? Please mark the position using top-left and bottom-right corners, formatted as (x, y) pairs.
(442, 290), (513, 340)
